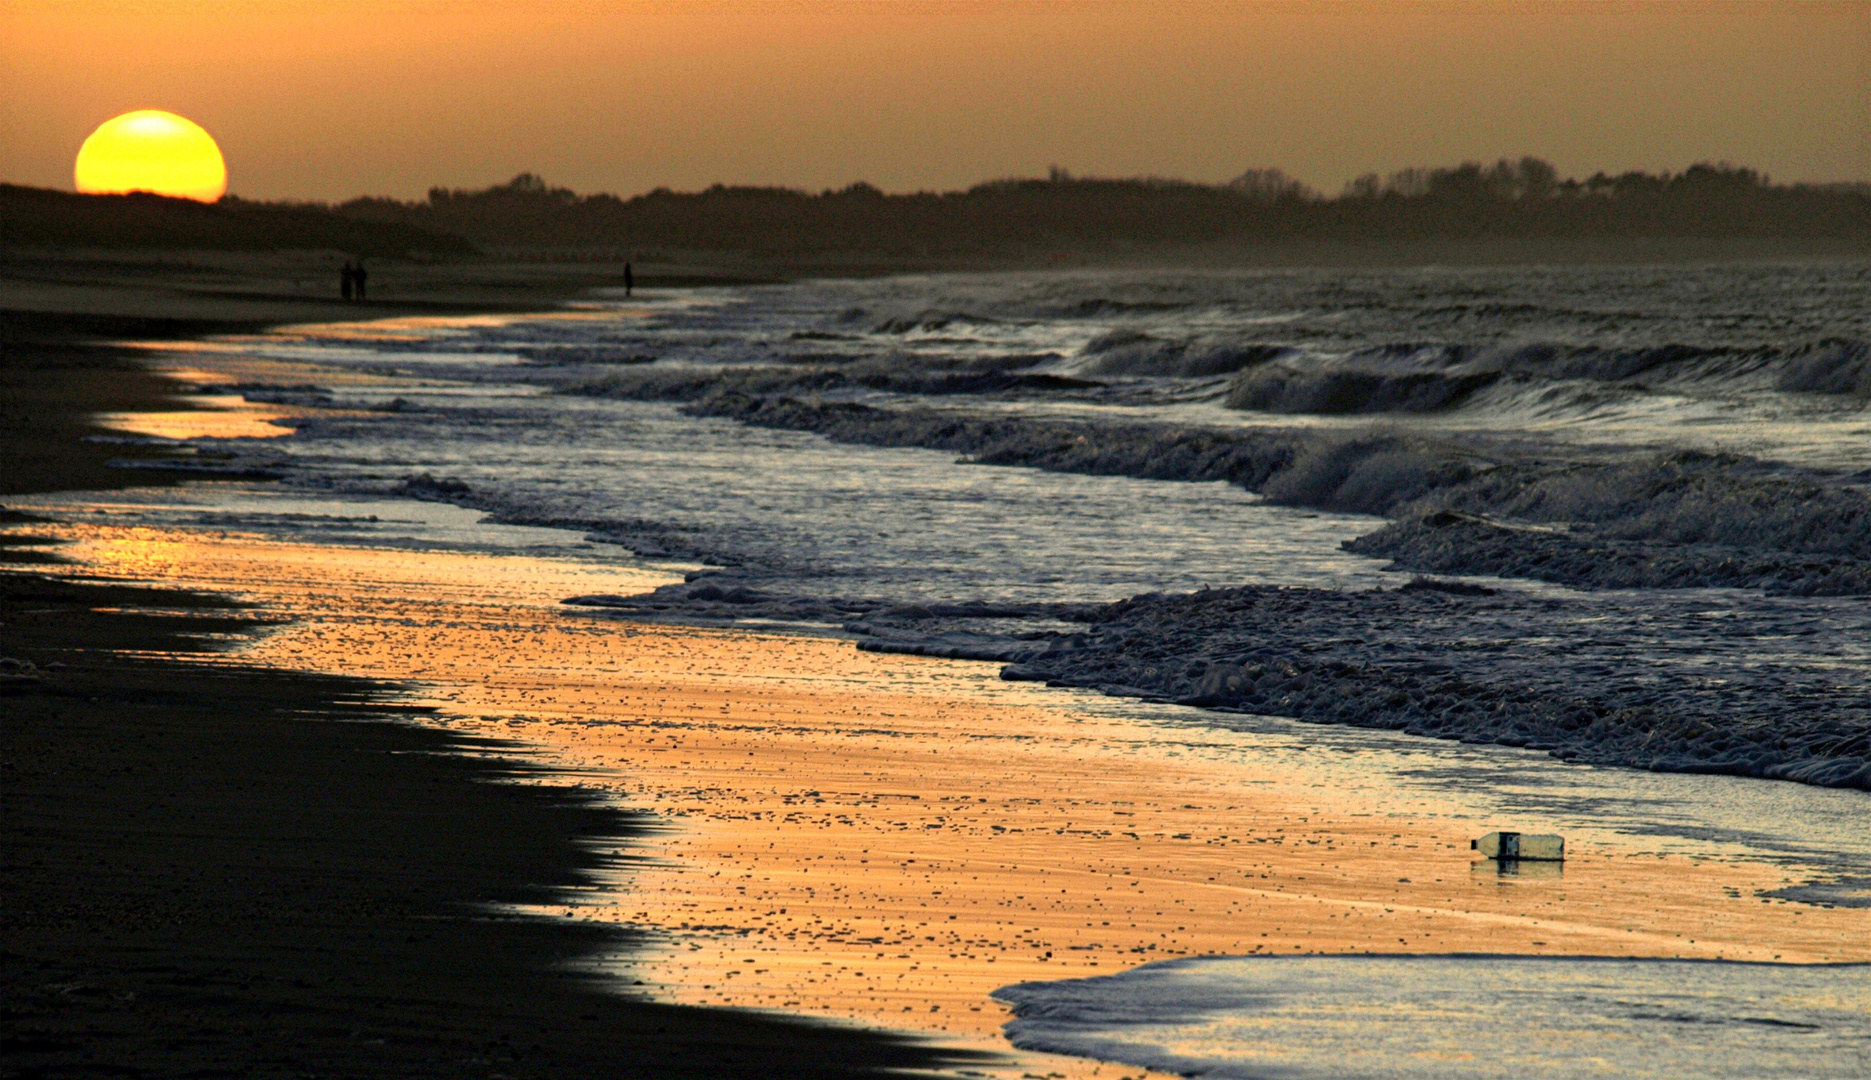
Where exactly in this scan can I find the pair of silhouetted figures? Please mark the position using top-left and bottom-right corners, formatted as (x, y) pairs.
(340, 261), (368, 302)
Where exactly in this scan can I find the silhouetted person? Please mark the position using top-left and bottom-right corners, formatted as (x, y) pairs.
(340, 262), (353, 301)
(624, 261), (633, 297)
(353, 261), (368, 302)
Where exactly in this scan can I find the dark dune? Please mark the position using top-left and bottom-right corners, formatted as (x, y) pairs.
(0, 182), (475, 257)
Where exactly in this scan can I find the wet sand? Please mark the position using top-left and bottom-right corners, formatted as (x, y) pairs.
(0, 248), (772, 327)
(11, 284), (1867, 1076)
(0, 307), (988, 1079)
(0, 318), (209, 496)
(39, 515), (1871, 1075)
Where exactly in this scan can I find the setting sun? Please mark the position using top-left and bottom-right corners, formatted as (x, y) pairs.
(74, 109), (226, 202)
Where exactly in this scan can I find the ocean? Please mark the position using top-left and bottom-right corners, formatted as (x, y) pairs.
(55, 261), (1871, 1076)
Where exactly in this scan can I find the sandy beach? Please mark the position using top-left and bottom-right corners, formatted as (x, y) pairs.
(10, 5), (1868, 1074)
(0, 301), (989, 1079)
(7, 260), (1869, 1077)
(20, 509), (1866, 1075)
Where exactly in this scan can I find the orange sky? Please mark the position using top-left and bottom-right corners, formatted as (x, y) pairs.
(2, 0), (1865, 201)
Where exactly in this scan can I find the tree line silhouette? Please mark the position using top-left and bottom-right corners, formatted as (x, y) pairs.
(0, 183), (475, 256)
(7, 158), (1862, 260)
(329, 159), (1868, 256)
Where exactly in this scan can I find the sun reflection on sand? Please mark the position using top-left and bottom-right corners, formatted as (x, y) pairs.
(37, 519), (1871, 1078)
(96, 393), (306, 441)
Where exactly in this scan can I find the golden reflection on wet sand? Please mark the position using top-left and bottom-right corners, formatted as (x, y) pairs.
(51, 521), (1871, 1077)
(97, 393), (306, 441)
(96, 347), (398, 441)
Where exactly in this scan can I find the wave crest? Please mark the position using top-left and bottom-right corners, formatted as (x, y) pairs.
(1226, 365), (1498, 413)
(1777, 338), (1871, 396)
(1080, 330), (1289, 377)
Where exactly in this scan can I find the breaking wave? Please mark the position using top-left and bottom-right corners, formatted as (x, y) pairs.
(1776, 338), (1871, 396)
(188, 261), (1871, 791)
(648, 392), (1871, 594)
(1079, 330), (1289, 377)
(1216, 337), (1871, 416)
(546, 331), (1871, 419)
(562, 360), (1100, 403)
(1226, 365), (1498, 413)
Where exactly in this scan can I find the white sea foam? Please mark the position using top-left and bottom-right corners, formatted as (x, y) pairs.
(993, 955), (1871, 1080)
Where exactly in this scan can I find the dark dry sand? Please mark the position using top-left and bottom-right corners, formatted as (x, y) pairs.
(0, 303), (985, 1077)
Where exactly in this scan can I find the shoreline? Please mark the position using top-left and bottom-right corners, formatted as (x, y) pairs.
(28, 510), (1868, 1073)
(0, 301), (991, 1077)
(7, 263), (1869, 1076)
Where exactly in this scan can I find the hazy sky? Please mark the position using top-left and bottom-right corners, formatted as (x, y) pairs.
(3, 0), (1865, 201)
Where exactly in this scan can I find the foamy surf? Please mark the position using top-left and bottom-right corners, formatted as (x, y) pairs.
(95, 263), (1871, 790)
(993, 954), (1871, 1079)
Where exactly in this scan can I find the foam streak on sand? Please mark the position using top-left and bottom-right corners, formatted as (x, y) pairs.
(41, 518), (1871, 1076)
(994, 955), (1871, 1079)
